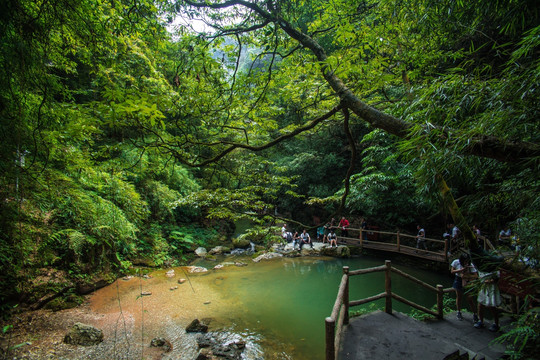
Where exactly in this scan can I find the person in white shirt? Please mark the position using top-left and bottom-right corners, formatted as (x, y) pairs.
(474, 270), (502, 332)
(416, 225), (427, 251)
(328, 229), (337, 248)
(281, 224), (287, 239)
(299, 229), (313, 250)
(450, 253), (479, 322)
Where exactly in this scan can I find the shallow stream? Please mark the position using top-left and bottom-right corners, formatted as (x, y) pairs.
(88, 255), (452, 359)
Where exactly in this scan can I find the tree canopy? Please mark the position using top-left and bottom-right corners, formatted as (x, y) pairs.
(0, 0), (538, 316)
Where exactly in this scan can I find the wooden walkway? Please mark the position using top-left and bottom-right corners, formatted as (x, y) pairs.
(339, 310), (510, 360)
(336, 228), (450, 263)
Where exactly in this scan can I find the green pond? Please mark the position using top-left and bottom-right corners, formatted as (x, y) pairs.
(89, 255), (453, 360)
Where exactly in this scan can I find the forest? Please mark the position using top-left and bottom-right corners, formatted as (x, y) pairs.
(1, 0), (539, 344)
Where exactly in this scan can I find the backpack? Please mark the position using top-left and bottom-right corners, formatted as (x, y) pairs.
(286, 232), (293, 242)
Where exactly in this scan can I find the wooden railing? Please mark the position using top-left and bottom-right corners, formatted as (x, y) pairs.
(478, 234), (497, 251)
(325, 260), (454, 360)
(334, 228), (496, 262)
(336, 227), (450, 262)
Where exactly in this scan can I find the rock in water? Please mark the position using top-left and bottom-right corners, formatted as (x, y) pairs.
(252, 252), (283, 262)
(150, 337), (172, 352)
(195, 247), (208, 257)
(186, 319), (209, 333)
(63, 323), (103, 346)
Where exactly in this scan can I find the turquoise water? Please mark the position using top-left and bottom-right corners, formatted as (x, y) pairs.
(90, 255), (453, 360)
(188, 256), (453, 359)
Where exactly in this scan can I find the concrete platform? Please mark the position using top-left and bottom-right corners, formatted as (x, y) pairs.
(339, 310), (511, 360)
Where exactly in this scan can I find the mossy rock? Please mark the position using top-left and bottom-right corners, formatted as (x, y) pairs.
(64, 323), (103, 346)
(232, 235), (251, 249)
(45, 294), (84, 311)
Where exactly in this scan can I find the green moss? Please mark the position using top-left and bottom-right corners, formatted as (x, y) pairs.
(45, 294), (84, 311)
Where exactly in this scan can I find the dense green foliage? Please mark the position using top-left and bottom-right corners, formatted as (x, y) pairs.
(1, 6), (538, 356)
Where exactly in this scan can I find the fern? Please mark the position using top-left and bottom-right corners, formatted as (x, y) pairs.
(492, 307), (540, 359)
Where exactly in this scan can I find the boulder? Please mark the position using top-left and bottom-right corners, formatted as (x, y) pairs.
(196, 333), (245, 360)
(320, 245), (351, 258)
(186, 319), (209, 333)
(232, 235), (251, 249)
(335, 245), (351, 257)
(252, 252), (283, 263)
(63, 323), (103, 346)
(186, 266), (208, 273)
(195, 247), (208, 257)
(209, 246), (231, 255)
(76, 278), (111, 295)
(300, 247), (317, 256)
(150, 337), (172, 352)
(196, 347), (218, 360)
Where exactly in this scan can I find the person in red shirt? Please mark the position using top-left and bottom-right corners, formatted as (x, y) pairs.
(339, 216), (350, 237)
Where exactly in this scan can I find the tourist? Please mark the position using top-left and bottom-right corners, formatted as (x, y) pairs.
(360, 218), (368, 240)
(316, 225), (325, 242)
(499, 227), (511, 245)
(451, 253), (479, 323)
(323, 220), (332, 243)
(299, 229), (313, 250)
(443, 230), (452, 256)
(328, 229), (337, 248)
(292, 231), (300, 250)
(285, 231), (294, 245)
(472, 225), (481, 237)
(450, 223), (461, 252)
(415, 225), (427, 251)
(452, 224), (461, 240)
(281, 223), (287, 239)
(339, 216), (350, 238)
(474, 270), (502, 332)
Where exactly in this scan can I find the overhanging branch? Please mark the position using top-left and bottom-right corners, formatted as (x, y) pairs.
(171, 103), (344, 167)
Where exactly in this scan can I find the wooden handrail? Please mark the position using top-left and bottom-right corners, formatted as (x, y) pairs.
(354, 227), (446, 243)
(325, 261), (447, 360)
(348, 264), (386, 276)
(337, 227), (455, 263)
(391, 267), (439, 292)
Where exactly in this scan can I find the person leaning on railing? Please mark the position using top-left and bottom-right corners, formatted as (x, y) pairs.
(450, 253), (479, 323)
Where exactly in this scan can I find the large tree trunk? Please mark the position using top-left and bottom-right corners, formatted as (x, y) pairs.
(435, 173), (479, 250)
(184, 0), (540, 163)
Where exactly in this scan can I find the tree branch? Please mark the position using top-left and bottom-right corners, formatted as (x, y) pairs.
(182, 0), (540, 163)
(169, 103), (344, 167)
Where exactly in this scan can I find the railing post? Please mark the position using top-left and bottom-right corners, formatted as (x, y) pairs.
(385, 260), (392, 314)
(343, 266), (350, 325)
(436, 284), (444, 319)
(396, 231), (400, 252)
(444, 239), (448, 262)
(325, 317), (335, 360)
(359, 229), (363, 247)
